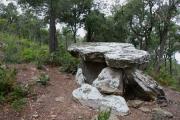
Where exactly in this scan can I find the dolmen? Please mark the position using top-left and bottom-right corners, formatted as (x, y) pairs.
(68, 42), (166, 116)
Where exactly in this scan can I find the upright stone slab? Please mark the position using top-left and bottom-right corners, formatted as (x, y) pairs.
(130, 70), (165, 100)
(75, 68), (86, 85)
(93, 67), (123, 95)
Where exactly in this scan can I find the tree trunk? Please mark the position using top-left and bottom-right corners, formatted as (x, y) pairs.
(164, 55), (167, 70)
(155, 0), (178, 73)
(155, 22), (169, 73)
(73, 29), (77, 43)
(86, 26), (92, 42)
(65, 35), (68, 50)
(155, 34), (167, 73)
(169, 56), (172, 75)
(49, 0), (58, 53)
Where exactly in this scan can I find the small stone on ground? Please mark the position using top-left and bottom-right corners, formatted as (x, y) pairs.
(152, 108), (173, 120)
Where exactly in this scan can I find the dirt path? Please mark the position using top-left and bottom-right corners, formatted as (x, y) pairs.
(0, 64), (180, 120)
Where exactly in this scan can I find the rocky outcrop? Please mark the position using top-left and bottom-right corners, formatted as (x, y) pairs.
(152, 108), (173, 120)
(68, 42), (166, 116)
(93, 67), (123, 95)
(73, 84), (129, 116)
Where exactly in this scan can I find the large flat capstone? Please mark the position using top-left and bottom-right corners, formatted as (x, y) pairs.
(68, 42), (150, 68)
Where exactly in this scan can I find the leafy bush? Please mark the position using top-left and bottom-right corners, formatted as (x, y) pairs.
(0, 32), (48, 63)
(97, 109), (111, 120)
(21, 48), (37, 62)
(4, 40), (22, 63)
(36, 73), (50, 86)
(0, 32), (78, 73)
(154, 68), (176, 86)
(0, 66), (16, 96)
(35, 47), (48, 69)
(146, 65), (180, 91)
(11, 98), (27, 111)
(58, 51), (79, 73)
(46, 46), (79, 73)
(0, 64), (27, 110)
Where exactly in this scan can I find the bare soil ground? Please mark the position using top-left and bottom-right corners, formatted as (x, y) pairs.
(0, 64), (180, 120)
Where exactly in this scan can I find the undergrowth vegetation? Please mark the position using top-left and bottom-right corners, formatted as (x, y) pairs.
(0, 32), (78, 110)
(146, 62), (180, 91)
(0, 64), (27, 111)
(0, 32), (78, 73)
(36, 73), (50, 86)
(0, 32), (48, 63)
(97, 109), (111, 120)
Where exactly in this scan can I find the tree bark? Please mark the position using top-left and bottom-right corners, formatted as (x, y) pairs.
(49, 0), (58, 53)
(169, 56), (172, 75)
(86, 27), (93, 42)
(155, 28), (168, 73)
(73, 27), (77, 43)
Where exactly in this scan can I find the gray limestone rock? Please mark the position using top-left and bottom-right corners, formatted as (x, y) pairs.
(131, 70), (166, 100)
(72, 84), (129, 116)
(93, 67), (123, 95)
(152, 108), (173, 120)
(80, 61), (107, 84)
(75, 68), (86, 85)
(127, 100), (144, 108)
(68, 42), (150, 68)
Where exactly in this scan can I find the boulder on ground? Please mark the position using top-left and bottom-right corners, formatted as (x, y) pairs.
(152, 108), (173, 120)
(93, 67), (123, 95)
(127, 100), (144, 108)
(73, 84), (129, 116)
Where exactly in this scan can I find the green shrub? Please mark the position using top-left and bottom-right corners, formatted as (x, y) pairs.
(1, 32), (78, 73)
(45, 45), (79, 73)
(4, 41), (22, 63)
(11, 98), (27, 111)
(8, 86), (27, 101)
(97, 109), (111, 120)
(35, 59), (44, 69)
(0, 93), (5, 103)
(21, 48), (36, 62)
(146, 65), (180, 91)
(59, 51), (79, 73)
(0, 66), (16, 95)
(36, 73), (50, 86)
(35, 47), (48, 69)
(155, 68), (176, 86)
(0, 32), (48, 63)
(0, 64), (27, 110)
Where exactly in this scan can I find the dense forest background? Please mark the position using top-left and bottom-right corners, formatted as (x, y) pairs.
(0, 0), (179, 94)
